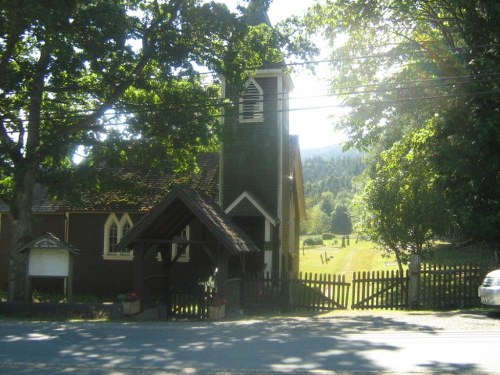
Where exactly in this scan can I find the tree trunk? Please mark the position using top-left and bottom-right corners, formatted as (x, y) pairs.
(393, 247), (404, 275)
(8, 167), (35, 302)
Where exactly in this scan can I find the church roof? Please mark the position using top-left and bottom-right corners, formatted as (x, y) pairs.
(0, 154), (219, 213)
(116, 186), (260, 256)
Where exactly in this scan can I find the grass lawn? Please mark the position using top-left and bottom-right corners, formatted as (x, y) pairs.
(299, 237), (493, 282)
(299, 239), (400, 282)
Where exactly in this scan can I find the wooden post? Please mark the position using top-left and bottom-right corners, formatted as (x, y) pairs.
(408, 253), (421, 310)
(67, 252), (74, 303)
(133, 242), (145, 310)
(215, 243), (229, 298)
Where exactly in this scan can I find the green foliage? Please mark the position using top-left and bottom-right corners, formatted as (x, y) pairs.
(0, 0), (315, 205)
(301, 153), (364, 235)
(303, 155), (364, 203)
(357, 124), (449, 266)
(301, 204), (331, 235)
(321, 233), (335, 240)
(331, 204), (353, 235)
(0, 0), (316, 301)
(306, 0), (500, 244)
(303, 236), (324, 247)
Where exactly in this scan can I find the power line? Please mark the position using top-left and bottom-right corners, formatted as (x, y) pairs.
(2, 84), (499, 130)
(2, 71), (498, 123)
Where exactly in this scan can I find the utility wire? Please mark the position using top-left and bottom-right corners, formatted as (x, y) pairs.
(2, 72), (498, 123)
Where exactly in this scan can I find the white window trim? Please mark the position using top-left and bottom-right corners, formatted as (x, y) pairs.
(172, 226), (190, 263)
(103, 213), (134, 260)
(239, 78), (264, 123)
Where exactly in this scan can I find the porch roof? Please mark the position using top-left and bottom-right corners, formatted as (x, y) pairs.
(116, 186), (260, 256)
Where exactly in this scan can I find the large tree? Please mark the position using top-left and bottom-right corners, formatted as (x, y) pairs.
(0, 0), (313, 301)
(354, 124), (448, 271)
(307, 0), (499, 246)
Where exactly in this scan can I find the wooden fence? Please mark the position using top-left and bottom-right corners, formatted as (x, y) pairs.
(419, 263), (484, 309)
(351, 270), (408, 310)
(290, 272), (350, 310)
(166, 286), (209, 320)
(242, 263), (486, 313)
(241, 272), (350, 311)
(27, 263), (490, 316)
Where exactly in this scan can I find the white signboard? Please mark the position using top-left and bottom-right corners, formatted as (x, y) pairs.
(28, 248), (70, 277)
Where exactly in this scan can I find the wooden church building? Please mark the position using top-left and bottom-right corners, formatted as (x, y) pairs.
(0, 9), (306, 314)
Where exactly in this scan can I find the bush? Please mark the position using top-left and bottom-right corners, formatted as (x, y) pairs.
(303, 236), (324, 247)
(321, 233), (335, 240)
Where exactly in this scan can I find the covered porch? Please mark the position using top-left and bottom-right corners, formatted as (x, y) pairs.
(116, 187), (261, 319)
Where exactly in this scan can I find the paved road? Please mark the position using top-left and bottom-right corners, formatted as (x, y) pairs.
(1, 310), (500, 374)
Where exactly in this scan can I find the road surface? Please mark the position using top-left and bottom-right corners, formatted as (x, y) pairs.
(1, 310), (499, 374)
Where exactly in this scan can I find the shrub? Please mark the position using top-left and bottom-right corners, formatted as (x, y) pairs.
(322, 233), (335, 240)
(303, 236), (324, 247)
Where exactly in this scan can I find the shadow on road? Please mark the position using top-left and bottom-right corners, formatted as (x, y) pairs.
(0, 311), (496, 374)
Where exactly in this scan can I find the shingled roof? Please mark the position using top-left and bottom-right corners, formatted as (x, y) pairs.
(68, 153), (220, 212)
(0, 153), (219, 213)
(116, 186), (260, 256)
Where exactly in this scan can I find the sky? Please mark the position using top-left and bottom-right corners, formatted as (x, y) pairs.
(222, 0), (348, 150)
(267, 1), (348, 149)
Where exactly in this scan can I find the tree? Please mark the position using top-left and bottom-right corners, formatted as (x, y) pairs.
(0, 0), (314, 301)
(356, 125), (448, 271)
(306, 0), (499, 243)
(302, 204), (330, 235)
(320, 191), (335, 215)
(330, 203), (352, 237)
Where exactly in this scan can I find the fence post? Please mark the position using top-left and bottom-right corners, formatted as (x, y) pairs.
(408, 253), (421, 309)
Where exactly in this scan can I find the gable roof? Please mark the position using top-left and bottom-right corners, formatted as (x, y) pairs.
(116, 186), (260, 256)
(18, 232), (80, 254)
(225, 190), (279, 226)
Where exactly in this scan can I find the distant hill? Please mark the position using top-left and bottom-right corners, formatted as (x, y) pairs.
(300, 144), (363, 160)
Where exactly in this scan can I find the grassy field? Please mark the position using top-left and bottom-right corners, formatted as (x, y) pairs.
(299, 237), (493, 282)
(299, 239), (400, 280)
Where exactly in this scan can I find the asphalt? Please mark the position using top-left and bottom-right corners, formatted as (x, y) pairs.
(1, 309), (499, 374)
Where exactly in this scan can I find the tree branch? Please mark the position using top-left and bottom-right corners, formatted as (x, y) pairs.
(0, 116), (23, 163)
(25, 41), (53, 163)
(66, 2), (181, 137)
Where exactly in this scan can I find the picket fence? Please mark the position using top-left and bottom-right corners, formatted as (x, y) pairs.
(28, 263), (489, 317)
(242, 272), (350, 311)
(419, 263), (484, 309)
(242, 263), (487, 312)
(351, 270), (408, 310)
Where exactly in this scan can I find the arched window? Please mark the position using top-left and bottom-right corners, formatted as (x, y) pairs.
(103, 213), (134, 260)
(239, 78), (263, 123)
(108, 221), (119, 253)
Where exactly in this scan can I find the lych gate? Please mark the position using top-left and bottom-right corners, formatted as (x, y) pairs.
(116, 187), (261, 318)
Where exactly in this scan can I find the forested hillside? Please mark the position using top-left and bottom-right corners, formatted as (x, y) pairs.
(301, 147), (365, 235)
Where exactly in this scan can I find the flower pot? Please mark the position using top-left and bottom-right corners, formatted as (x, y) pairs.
(122, 300), (141, 315)
(208, 305), (225, 320)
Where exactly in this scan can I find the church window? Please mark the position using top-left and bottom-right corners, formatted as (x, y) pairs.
(103, 213), (134, 260)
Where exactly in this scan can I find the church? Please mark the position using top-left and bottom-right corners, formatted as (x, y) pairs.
(0, 9), (306, 316)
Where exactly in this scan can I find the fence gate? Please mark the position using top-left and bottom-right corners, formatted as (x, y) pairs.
(290, 272), (350, 310)
(166, 286), (210, 320)
(351, 270), (409, 309)
(242, 272), (350, 312)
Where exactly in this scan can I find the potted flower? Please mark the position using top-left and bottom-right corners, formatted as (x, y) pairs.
(118, 292), (140, 315)
(208, 293), (227, 320)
